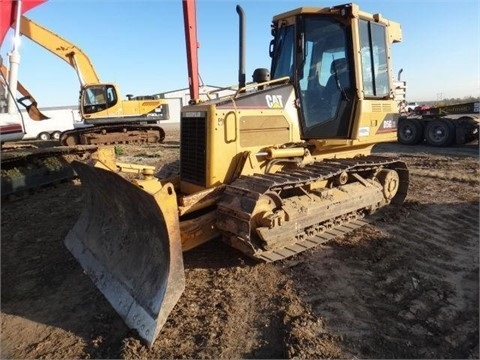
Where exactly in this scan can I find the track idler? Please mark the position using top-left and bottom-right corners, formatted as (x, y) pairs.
(64, 161), (184, 346)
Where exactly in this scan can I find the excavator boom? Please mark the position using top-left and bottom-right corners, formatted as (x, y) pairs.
(20, 16), (100, 86)
(17, 15), (100, 85)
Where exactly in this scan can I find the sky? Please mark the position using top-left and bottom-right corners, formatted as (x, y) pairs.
(1, 0), (479, 107)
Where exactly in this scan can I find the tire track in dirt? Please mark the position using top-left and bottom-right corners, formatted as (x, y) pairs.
(120, 246), (289, 359)
(283, 199), (479, 359)
(2, 138), (478, 358)
(372, 201), (479, 358)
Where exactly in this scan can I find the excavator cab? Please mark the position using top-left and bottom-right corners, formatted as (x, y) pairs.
(81, 84), (117, 114)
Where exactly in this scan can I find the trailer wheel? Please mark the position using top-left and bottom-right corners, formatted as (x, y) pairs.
(457, 116), (479, 144)
(51, 131), (62, 141)
(38, 132), (50, 141)
(425, 119), (455, 146)
(397, 118), (423, 145)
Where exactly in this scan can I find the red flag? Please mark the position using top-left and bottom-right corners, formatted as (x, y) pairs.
(1, 0), (46, 44)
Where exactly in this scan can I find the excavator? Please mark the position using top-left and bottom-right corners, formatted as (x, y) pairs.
(1, 0), (161, 196)
(14, 15), (169, 145)
(65, 1), (409, 347)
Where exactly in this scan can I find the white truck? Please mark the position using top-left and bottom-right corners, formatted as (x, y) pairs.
(20, 105), (89, 141)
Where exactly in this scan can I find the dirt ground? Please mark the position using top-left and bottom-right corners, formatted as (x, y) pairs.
(1, 125), (479, 359)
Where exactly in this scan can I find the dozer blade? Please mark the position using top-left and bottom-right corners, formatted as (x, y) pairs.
(64, 161), (185, 347)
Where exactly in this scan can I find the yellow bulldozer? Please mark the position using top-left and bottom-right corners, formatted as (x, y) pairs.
(65, 2), (409, 346)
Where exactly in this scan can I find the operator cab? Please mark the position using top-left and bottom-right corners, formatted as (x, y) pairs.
(270, 4), (393, 140)
(81, 84), (118, 115)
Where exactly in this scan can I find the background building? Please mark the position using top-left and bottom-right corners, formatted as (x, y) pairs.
(154, 85), (236, 124)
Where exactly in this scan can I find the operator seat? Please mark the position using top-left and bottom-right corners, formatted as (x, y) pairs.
(304, 71), (324, 112)
(302, 58), (352, 137)
(324, 58), (350, 118)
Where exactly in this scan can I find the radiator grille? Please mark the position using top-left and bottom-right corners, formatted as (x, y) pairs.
(371, 103), (393, 112)
(180, 116), (206, 186)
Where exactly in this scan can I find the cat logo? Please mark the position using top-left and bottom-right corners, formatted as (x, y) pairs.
(266, 94), (284, 108)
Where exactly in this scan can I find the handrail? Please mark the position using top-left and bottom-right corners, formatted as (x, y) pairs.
(205, 76), (291, 101)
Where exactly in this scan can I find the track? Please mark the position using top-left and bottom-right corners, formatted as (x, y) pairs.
(60, 124), (165, 146)
(217, 155), (408, 261)
(1, 144), (98, 197)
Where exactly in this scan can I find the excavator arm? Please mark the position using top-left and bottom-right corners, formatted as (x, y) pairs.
(15, 15), (100, 85)
(1, 62), (48, 120)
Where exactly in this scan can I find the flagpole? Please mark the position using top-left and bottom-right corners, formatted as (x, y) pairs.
(7, 0), (22, 114)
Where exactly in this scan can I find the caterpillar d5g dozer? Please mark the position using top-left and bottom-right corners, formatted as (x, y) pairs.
(65, 2), (409, 346)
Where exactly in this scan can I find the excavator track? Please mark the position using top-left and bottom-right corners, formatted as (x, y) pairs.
(1, 145), (98, 198)
(60, 124), (165, 146)
(217, 155), (409, 262)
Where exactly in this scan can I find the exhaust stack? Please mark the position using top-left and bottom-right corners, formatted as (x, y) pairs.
(236, 5), (246, 90)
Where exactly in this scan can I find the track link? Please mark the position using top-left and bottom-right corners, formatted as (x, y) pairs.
(60, 124), (165, 146)
(1, 145), (98, 198)
(217, 155), (409, 262)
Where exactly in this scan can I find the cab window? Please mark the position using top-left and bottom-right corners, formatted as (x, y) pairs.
(106, 85), (118, 106)
(297, 17), (352, 138)
(82, 85), (117, 114)
(359, 20), (389, 97)
(271, 24), (295, 79)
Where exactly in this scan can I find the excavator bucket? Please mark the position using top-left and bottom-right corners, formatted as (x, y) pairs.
(24, 100), (49, 120)
(64, 161), (185, 347)
(0, 65), (49, 120)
